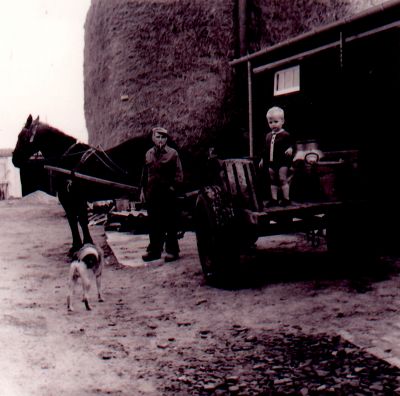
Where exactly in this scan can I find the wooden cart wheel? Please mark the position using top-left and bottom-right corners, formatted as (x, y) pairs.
(194, 185), (240, 285)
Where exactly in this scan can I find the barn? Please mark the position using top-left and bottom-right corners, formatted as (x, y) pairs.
(231, 0), (400, 155)
(230, 0), (400, 253)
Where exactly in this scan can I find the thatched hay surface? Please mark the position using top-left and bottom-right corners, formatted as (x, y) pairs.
(248, 0), (388, 53)
(85, 0), (236, 158)
(84, 0), (388, 164)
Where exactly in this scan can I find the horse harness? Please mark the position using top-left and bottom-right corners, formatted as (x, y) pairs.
(62, 145), (127, 193)
(25, 119), (128, 189)
(26, 117), (126, 178)
(28, 118), (40, 143)
(77, 147), (97, 167)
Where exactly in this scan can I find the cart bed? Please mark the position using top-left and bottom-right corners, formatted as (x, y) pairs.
(242, 200), (345, 236)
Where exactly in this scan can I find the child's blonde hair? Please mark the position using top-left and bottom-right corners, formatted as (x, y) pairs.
(266, 106), (285, 120)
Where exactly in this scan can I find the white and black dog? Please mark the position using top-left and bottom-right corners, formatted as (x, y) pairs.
(67, 243), (104, 311)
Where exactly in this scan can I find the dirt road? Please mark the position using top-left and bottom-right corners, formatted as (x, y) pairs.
(2, 193), (400, 395)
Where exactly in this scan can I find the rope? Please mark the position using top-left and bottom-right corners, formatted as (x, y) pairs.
(61, 142), (80, 158)
(58, 143), (128, 180)
(96, 145), (128, 176)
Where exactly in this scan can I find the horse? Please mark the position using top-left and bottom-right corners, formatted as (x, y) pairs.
(12, 115), (152, 255)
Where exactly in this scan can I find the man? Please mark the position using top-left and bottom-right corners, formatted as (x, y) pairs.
(141, 127), (183, 262)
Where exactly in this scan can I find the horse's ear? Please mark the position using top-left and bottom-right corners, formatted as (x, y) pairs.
(33, 116), (39, 124)
(25, 114), (33, 128)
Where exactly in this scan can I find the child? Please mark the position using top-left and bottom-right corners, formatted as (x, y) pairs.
(259, 106), (294, 207)
(140, 127), (183, 262)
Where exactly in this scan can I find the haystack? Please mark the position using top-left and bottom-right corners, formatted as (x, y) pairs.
(85, 0), (237, 159)
(84, 0), (386, 164)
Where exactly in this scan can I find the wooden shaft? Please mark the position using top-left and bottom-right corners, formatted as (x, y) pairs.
(44, 165), (139, 194)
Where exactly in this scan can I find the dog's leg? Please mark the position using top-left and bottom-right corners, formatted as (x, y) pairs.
(82, 279), (92, 311)
(67, 263), (79, 312)
(67, 295), (73, 312)
(73, 262), (92, 311)
(96, 273), (104, 302)
(82, 279), (92, 310)
(81, 269), (92, 311)
(83, 298), (91, 311)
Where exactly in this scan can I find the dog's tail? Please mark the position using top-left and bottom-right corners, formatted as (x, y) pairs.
(70, 261), (91, 290)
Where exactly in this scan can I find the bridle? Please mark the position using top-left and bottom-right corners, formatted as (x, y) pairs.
(28, 117), (40, 143)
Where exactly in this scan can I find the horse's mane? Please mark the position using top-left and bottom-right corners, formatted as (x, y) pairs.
(37, 121), (77, 142)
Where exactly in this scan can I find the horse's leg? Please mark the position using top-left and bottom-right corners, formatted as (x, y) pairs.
(59, 182), (92, 253)
(77, 201), (93, 246)
(60, 205), (82, 254)
(65, 212), (83, 253)
(59, 188), (82, 254)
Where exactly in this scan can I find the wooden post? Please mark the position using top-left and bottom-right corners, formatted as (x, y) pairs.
(247, 61), (254, 157)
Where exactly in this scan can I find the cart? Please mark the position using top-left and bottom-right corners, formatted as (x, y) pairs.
(46, 149), (372, 287)
(193, 147), (373, 285)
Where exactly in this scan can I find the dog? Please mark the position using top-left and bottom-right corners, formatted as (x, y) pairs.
(67, 243), (104, 312)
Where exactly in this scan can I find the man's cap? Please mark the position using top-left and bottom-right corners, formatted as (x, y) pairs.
(152, 127), (168, 136)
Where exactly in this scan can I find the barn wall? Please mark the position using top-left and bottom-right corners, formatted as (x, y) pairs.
(0, 154), (22, 199)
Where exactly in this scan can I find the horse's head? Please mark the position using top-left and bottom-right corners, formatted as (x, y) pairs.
(12, 115), (41, 168)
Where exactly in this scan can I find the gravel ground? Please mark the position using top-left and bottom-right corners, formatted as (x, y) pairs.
(2, 192), (400, 395)
(156, 330), (400, 395)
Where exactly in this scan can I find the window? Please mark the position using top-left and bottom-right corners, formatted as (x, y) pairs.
(274, 65), (300, 96)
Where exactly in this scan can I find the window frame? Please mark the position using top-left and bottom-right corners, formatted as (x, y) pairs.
(273, 65), (300, 96)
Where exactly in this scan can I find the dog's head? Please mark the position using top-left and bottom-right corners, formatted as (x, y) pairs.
(77, 244), (100, 269)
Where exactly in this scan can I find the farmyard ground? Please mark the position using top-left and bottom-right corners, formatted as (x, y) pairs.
(1, 192), (400, 395)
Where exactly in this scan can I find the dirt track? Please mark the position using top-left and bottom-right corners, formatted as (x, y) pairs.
(2, 193), (400, 395)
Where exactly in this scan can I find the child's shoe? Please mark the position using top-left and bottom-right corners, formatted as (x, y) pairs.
(265, 199), (279, 208)
(280, 199), (291, 207)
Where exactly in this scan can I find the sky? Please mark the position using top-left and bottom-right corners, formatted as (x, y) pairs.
(0, 0), (91, 149)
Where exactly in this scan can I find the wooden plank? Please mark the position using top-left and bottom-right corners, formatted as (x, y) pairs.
(253, 41), (341, 75)
(223, 161), (238, 195)
(44, 165), (139, 194)
(264, 201), (344, 216)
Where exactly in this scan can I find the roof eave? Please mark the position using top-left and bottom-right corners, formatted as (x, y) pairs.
(230, 0), (400, 67)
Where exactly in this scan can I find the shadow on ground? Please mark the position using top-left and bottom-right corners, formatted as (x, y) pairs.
(219, 246), (398, 292)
